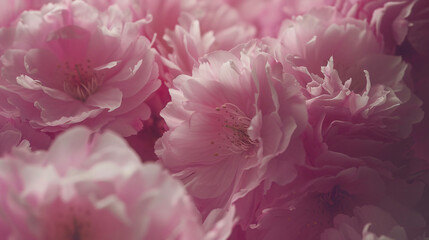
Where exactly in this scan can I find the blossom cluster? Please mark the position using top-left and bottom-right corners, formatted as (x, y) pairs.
(0, 0), (428, 239)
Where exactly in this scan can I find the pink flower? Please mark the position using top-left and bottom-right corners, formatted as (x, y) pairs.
(223, 0), (329, 37)
(0, 126), (235, 240)
(274, 7), (423, 160)
(245, 163), (425, 240)
(225, 0), (415, 48)
(161, 0), (256, 78)
(156, 40), (307, 216)
(0, 1), (160, 136)
(321, 205), (408, 240)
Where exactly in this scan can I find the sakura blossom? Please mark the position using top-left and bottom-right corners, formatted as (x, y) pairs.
(320, 205), (409, 240)
(0, 0), (428, 239)
(156, 40), (307, 216)
(0, 0), (160, 136)
(161, 0), (256, 79)
(274, 6), (423, 162)
(0, 126), (235, 240)
(243, 162), (425, 240)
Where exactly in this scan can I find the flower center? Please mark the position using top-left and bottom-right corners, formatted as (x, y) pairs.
(44, 201), (94, 240)
(290, 186), (352, 239)
(213, 103), (258, 157)
(317, 186), (351, 217)
(61, 60), (100, 102)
